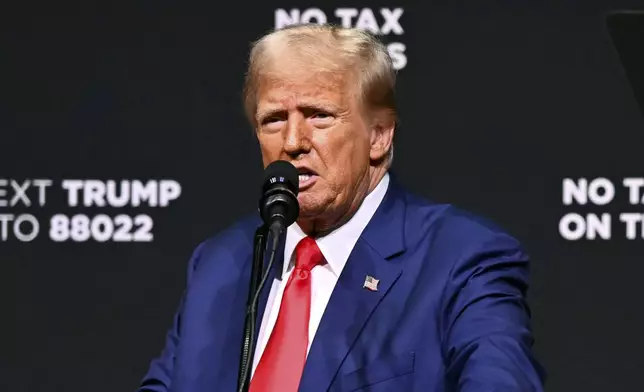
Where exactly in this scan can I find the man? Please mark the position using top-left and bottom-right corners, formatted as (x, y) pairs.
(138, 24), (545, 391)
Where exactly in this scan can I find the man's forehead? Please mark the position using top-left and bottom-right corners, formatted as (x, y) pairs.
(261, 68), (346, 90)
(257, 73), (353, 109)
(260, 83), (338, 101)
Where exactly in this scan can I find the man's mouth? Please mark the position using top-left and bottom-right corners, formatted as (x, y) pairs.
(296, 168), (318, 191)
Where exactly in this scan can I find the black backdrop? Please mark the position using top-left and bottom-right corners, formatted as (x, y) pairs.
(2, 1), (644, 391)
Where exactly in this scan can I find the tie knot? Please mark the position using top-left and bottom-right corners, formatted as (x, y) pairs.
(294, 237), (325, 271)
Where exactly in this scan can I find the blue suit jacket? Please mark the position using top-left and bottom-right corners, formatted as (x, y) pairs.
(138, 177), (545, 391)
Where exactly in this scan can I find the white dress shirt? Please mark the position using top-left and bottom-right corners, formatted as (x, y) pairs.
(251, 173), (390, 376)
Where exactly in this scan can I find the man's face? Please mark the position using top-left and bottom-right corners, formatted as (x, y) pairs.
(255, 66), (380, 232)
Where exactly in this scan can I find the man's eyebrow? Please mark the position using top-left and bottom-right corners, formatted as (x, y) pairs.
(298, 102), (341, 112)
(256, 102), (341, 120)
(256, 108), (282, 120)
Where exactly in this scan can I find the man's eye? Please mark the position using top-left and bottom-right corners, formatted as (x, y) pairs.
(263, 117), (281, 124)
(312, 112), (331, 119)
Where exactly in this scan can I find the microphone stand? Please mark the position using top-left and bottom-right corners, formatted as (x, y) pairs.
(237, 224), (267, 392)
(237, 222), (283, 392)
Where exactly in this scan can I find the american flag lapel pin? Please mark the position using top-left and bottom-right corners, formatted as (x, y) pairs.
(363, 275), (379, 291)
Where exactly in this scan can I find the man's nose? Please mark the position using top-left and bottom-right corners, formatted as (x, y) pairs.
(283, 116), (311, 157)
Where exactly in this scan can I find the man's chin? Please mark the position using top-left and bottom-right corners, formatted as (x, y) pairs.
(297, 206), (322, 220)
(295, 201), (328, 223)
(296, 193), (338, 221)
(296, 198), (342, 231)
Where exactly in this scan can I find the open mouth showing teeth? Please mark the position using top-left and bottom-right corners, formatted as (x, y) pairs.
(296, 169), (318, 190)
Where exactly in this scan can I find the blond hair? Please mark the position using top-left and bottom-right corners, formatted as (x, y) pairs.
(243, 23), (397, 165)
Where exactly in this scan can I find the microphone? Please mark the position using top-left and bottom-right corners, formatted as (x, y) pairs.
(259, 160), (300, 236)
(237, 160), (300, 392)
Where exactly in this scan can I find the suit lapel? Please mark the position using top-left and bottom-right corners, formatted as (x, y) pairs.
(298, 175), (408, 392)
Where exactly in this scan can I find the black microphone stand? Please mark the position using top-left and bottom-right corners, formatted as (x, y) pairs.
(237, 224), (267, 392)
(237, 160), (298, 391)
(237, 223), (283, 392)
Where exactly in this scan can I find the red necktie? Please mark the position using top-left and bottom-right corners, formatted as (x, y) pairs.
(250, 236), (325, 392)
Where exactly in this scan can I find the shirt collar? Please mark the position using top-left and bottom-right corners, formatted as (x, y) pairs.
(283, 172), (390, 277)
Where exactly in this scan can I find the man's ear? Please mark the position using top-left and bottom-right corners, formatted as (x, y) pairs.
(369, 109), (396, 162)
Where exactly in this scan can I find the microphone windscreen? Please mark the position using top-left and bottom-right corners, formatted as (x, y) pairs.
(262, 160), (299, 195)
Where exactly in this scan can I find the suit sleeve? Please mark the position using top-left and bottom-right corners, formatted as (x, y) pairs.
(137, 242), (206, 392)
(442, 232), (546, 392)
